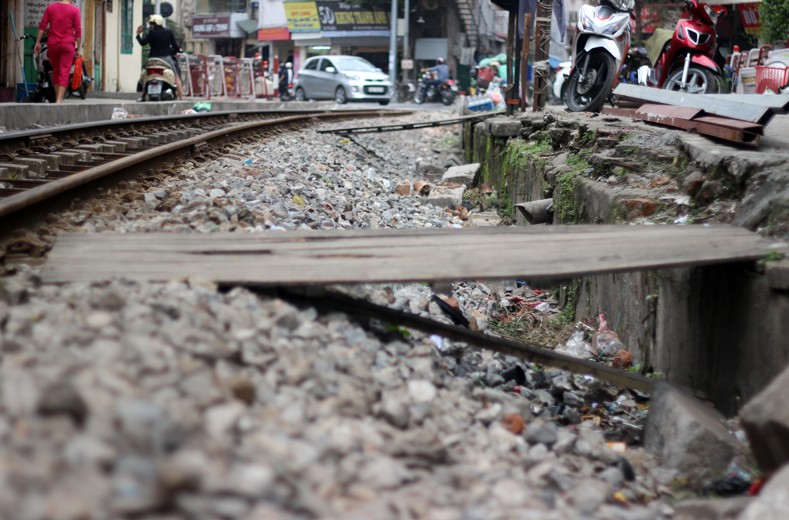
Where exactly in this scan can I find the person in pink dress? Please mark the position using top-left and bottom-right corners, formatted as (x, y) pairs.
(34, 0), (82, 104)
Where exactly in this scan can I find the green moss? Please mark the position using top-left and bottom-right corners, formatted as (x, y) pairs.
(553, 154), (590, 224)
(481, 135), (493, 183)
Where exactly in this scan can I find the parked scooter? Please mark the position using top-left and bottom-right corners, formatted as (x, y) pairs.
(24, 35), (56, 103)
(564, 0), (634, 112)
(545, 57), (572, 105)
(139, 57), (178, 101)
(414, 70), (458, 105)
(637, 0), (724, 94)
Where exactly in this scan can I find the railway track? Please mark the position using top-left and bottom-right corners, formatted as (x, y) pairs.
(0, 108), (402, 227)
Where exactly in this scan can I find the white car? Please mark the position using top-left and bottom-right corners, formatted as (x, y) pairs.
(294, 55), (393, 105)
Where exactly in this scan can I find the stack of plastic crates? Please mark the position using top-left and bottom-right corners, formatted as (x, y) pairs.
(755, 65), (789, 94)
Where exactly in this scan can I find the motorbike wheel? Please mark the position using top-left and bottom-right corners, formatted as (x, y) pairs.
(78, 80), (87, 99)
(413, 90), (425, 104)
(295, 87), (306, 101)
(335, 87), (348, 104)
(564, 51), (617, 113)
(378, 99), (391, 106)
(664, 65), (721, 94)
(440, 89), (456, 105)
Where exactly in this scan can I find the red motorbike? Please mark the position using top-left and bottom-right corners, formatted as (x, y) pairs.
(639, 0), (725, 94)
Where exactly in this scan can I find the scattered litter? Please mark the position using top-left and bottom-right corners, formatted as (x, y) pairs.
(594, 314), (626, 357)
(111, 107), (128, 120)
(502, 413), (525, 435)
(412, 181), (431, 196)
(192, 101), (212, 112)
(556, 330), (594, 359)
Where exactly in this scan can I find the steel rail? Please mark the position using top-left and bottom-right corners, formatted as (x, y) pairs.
(316, 111), (504, 135)
(0, 111), (395, 221)
(273, 287), (657, 393)
(0, 108), (350, 145)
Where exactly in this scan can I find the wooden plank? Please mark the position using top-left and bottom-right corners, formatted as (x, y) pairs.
(42, 225), (772, 285)
(613, 84), (775, 124)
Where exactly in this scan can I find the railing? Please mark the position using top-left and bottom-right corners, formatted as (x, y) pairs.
(172, 53), (279, 100)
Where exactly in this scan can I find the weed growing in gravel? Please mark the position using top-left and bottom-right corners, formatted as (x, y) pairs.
(489, 307), (576, 349)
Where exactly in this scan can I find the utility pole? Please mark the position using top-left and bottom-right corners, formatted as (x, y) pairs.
(403, 0), (410, 82)
(388, 0), (398, 85)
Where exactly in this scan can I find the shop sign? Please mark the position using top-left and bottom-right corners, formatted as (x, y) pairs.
(738, 3), (761, 36)
(192, 14), (232, 38)
(284, 2), (322, 32)
(315, 1), (389, 32)
(24, 1), (49, 28)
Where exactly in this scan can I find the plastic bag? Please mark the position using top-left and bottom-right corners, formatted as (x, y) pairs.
(556, 330), (593, 358)
(111, 107), (128, 120)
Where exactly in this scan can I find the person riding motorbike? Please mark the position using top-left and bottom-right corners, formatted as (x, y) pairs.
(420, 57), (450, 94)
(136, 14), (183, 99)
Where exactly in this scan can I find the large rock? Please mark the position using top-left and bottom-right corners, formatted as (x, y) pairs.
(643, 383), (740, 489)
(426, 185), (465, 208)
(441, 163), (479, 187)
(739, 463), (789, 520)
(739, 365), (789, 473)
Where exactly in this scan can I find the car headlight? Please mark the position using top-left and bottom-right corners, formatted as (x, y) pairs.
(344, 73), (360, 81)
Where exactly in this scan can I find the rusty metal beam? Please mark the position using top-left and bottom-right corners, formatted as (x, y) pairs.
(628, 104), (762, 145)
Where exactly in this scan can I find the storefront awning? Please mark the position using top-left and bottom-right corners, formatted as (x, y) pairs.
(237, 19), (259, 35)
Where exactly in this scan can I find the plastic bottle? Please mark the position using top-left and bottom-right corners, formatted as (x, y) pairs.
(593, 314), (625, 356)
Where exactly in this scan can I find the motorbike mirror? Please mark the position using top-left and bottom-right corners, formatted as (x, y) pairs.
(325, 67), (336, 73)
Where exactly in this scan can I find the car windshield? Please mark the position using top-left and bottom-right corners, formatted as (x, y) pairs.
(334, 57), (378, 72)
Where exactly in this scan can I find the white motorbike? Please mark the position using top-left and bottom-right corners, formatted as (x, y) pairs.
(140, 57), (178, 101)
(564, 0), (635, 112)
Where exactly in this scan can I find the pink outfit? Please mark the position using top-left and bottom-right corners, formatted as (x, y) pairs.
(39, 2), (82, 87)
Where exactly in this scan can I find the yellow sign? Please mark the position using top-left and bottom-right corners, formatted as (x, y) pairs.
(284, 2), (321, 33)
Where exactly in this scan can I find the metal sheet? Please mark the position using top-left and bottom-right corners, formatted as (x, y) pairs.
(704, 94), (789, 113)
(613, 84), (775, 124)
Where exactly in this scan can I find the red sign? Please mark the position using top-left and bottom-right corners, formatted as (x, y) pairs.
(739, 4), (761, 36)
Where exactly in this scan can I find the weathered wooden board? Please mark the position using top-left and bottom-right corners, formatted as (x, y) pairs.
(42, 225), (772, 285)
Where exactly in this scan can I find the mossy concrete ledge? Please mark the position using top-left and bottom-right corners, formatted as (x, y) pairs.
(462, 110), (789, 415)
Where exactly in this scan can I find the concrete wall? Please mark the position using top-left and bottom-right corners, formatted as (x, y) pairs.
(465, 114), (789, 416)
(104, 0), (145, 93)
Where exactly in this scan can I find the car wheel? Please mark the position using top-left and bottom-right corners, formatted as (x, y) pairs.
(335, 87), (348, 104)
(295, 87), (306, 101)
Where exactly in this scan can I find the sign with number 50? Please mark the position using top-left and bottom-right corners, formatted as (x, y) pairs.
(739, 4), (761, 36)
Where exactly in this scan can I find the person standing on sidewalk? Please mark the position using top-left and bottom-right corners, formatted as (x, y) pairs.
(34, 0), (82, 104)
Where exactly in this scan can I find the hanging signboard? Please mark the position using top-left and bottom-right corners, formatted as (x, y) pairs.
(192, 14), (232, 38)
(315, 1), (389, 32)
(738, 3), (762, 36)
(284, 2), (322, 33)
